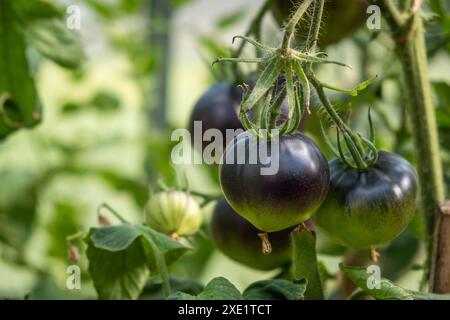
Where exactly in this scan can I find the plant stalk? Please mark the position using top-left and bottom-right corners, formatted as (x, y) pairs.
(280, 0), (314, 53)
(373, 0), (446, 292)
(291, 224), (324, 300)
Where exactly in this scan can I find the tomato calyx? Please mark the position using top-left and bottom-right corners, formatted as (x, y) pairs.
(212, 0), (353, 141)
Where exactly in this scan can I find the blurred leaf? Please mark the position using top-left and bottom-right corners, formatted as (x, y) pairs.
(12, 0), (84, 69)
(339, 264), (414, 300)
(26, 19), (84, 69)
(0, 0), (40, 139)
(169, 227), (215, 279)
(11, 0), (60, 20)
(90, 91), (121, 112)
(86, 224), (189, 299)
(140, 276), (203, 299)
(84, 0), (117, 19)
(198, 36), (230, 58)
(0, 171), (39, 251)
(169, 277), (242, 300)
(216, 9), (247, 30)
(47, 202), (83, 261)
(61, 102), (83, 114)
(379, 229), (420, 280)
(170, 0), (192, 7)
(243, 279), (307, 300)
(98, 170), (148, 207)
(119, 0), (141, 13)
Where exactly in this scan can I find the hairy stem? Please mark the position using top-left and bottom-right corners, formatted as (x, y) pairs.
(280, 0), (314, 53)
(373, 0), (446, 292)
(306, 0), (325, 58)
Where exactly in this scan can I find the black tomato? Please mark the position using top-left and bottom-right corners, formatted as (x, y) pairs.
(271, 0), (368, 47)
(220, 131), (330, 232)
(188, 83), (243, 152)
(314, 151), (418, 249)
(210, 198), (292, 270)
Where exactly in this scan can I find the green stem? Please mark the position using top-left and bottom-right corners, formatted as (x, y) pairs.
(148, 239), (171, 298)
(306, 0), (324, 61)
(291, 225), (324, 300)
(309, 74), (368, 169)
(231, 0), (271, 82)
(98, 203), (128, 224)
(280, 0), (314, 53)
(373, 0), (446, 292)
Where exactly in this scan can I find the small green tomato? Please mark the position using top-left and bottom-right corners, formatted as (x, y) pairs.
(145, 191), (202, 238)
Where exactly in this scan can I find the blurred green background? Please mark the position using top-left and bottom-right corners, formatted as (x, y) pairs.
(0, 0), (448, 299)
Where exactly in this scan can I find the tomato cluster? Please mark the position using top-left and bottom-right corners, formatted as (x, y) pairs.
(188, 78), (418, 269)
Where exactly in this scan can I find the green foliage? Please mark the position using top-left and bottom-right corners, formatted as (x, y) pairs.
(341, 264), (450, 300)
(169, 278), (307, 300)
(85, 224), (190, 299)
(169, 277), (242, 300)
(0, 0), (83, 139)
(0, 0), (40, 139)
(340, 264), (414, 300)
(243, 279), (307, 300)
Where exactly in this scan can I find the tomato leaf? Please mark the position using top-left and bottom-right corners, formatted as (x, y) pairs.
(339, 264), (414, 300)
(0, 0), (40, 139)
(26, 19), (84, 69)
(216, 9), (247, 30)
(243, 279), (307, 300)
(241, 57), (281, 112)
(0, 170), (39, 252)
(169, 277), (243, 300)
(86, 224), (190, 300)
(12, 0), (84, 69)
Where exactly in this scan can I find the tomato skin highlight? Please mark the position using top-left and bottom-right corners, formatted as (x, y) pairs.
(188, 83), (243, 152)
(314, 151), (418, 249)
(220, 131), (330, 232)
(210, 198), (292, 270)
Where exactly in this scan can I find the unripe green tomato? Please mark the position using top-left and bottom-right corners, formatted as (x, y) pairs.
(314, 152), (418, 249)
(145, 191), (202, 237)
(271, 0), (368, 47)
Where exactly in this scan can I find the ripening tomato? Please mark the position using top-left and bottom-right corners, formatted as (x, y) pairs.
(210, 198), (292, 270)
(314, 151), (418, 249)
(220, 131), (330, 232)
(188, 83), (243, 153)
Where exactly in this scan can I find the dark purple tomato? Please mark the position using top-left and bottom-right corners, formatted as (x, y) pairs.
(271, 0), (368, 47)
(220, 131), (330, 232)
(314, 151), (418, 249)
(210, 198), (292, 270)
(188, 83), (243, 152)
